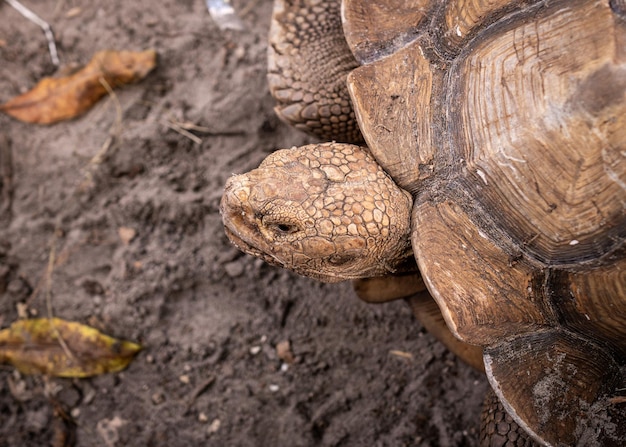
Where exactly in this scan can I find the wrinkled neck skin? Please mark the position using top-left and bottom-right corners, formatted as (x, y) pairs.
(220, 143), (414, 283)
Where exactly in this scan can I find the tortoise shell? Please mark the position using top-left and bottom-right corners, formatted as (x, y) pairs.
(342, 0), (626, 444)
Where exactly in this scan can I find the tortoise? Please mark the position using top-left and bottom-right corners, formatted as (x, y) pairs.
(221, 0), (626, 445)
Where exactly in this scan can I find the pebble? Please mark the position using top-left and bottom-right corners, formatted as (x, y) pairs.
(96, 416), (126, 447)
(224, 261), (244, 277)
(151, 392), (165, 405)
(82, 383), (97, 405)
(276, 340), (295, 364)
(207, 418), (221, 434)
(118, 226), (137, 245)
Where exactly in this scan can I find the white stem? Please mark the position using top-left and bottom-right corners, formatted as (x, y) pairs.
(5, 0), (60, 66)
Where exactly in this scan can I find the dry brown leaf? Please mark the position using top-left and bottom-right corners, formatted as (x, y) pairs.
(0, 317), (142, 377)
(0, 49), (157, 124)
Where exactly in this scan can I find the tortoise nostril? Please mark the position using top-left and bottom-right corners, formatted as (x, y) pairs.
(328, 253), (355, 266)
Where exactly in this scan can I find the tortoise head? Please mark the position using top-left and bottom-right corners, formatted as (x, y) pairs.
(220, 143), (414, 282)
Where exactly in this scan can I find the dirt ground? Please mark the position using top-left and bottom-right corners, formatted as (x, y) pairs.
(0, 1), (488, 445)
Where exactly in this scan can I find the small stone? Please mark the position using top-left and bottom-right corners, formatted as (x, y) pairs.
(7, 374), (31, 402)
(198, 412), (209, 423)
(269, 384), (280, 392)
(276, 340), (295, 364)
(97, 416), (126, 447)
(249, 346), (261, 355)
(179, 374), (190, 384)
(151, 392), (165, 405)
(16, 302), (28, 319)
(233, 45), (246, 61)
(224, 261), (244, 277)
(65, 7), (82, 18)
(118, 226), (137, 245)
(207, 418), (221, 434)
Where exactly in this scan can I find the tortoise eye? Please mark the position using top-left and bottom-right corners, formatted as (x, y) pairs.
(276, 223), (295, 233)
(268, 222), (298, 235)
(261, 214), (300, 235)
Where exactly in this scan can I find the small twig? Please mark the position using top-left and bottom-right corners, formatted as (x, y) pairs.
(389, 350), (414, 360)
(99, 77), (123, 138)
(83, 77), (123, 168)
(174, 120), (246, 136)
(45, 232), (58, 320)
(52, 0), (66, 18)
(45, 228), (77, 363)
(165, 114), (247, 143)
(609, 396), (626, 405)
(173, 121), (218, 133)
(5, 0), (60, 66)
(77, 77), (123, 192)
(239, 0), (259, 18)
(165, 118), (247, 143)
(89, 136), (114, 169)
(184, 375), (216, 414)
(165, 120), (203, 145)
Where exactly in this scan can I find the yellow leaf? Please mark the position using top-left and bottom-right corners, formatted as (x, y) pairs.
(0, 49), (157, 124)
(0, 317), (142, 377)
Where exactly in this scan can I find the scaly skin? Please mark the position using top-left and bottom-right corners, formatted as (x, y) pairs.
(268, 0), (362, 143)
(220, 142), (414, 282)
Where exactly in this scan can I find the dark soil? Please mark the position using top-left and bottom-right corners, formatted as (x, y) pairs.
(0, 1), (487, 445)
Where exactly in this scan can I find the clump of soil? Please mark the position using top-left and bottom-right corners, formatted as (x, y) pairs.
(0, 1), (486, 445)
